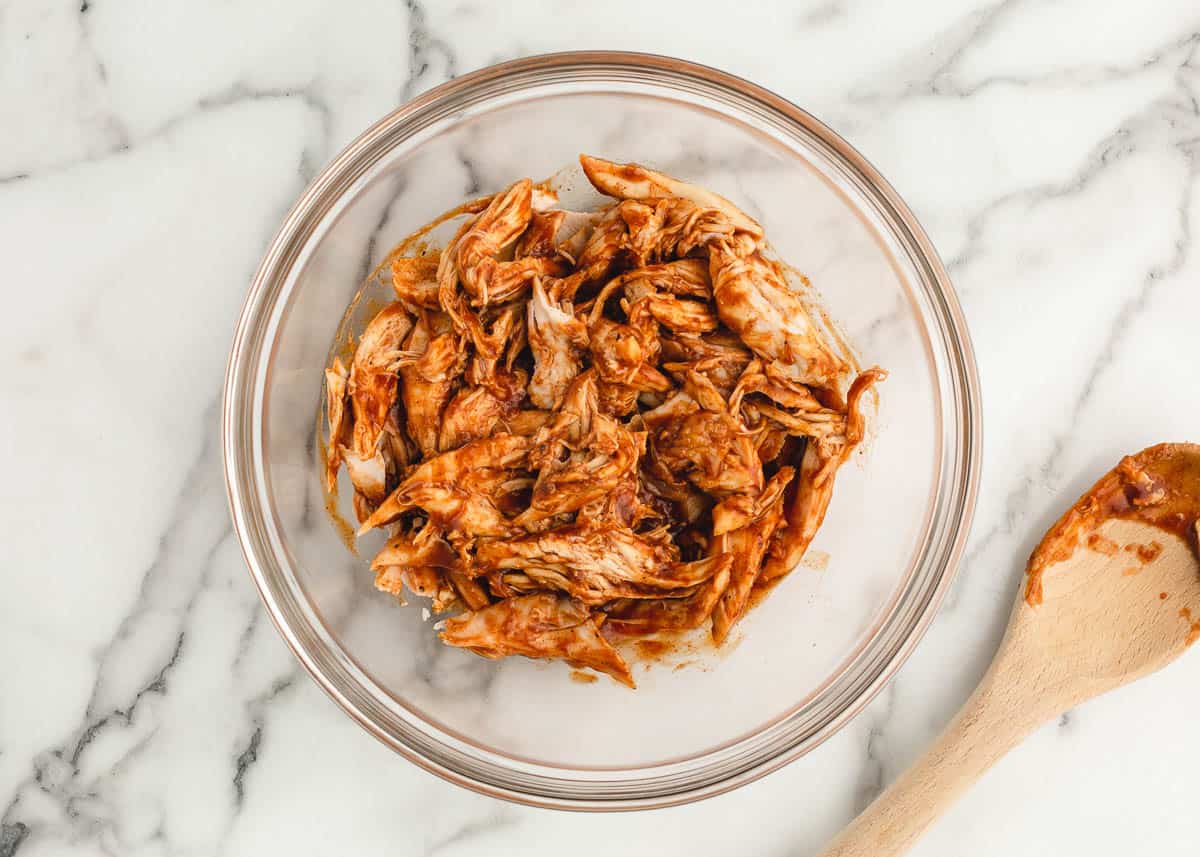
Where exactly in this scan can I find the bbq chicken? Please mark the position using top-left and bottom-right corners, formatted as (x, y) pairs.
(324, 155), (884, 687)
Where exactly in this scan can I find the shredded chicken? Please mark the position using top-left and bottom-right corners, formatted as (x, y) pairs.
(371, 525), (461, 612)
(396, 313), (465, 459)
(476, 522), (728, 606)
(357, 433), (532, 537)
(527, 278), (588, 410)
(440, 593), (634, 688)
(342, 303), (414, 518)
(454, 178), (567, 306)
(324, 155), (883, 686)
(710, 467), (793, 644)
(709, 242), (850, 394)
(324, 357), (351, 493)
(517, 373), (648, 527)
(391, 255), (442, 309)
(644, 372), (763, 499)
(579, 154), (764, 240)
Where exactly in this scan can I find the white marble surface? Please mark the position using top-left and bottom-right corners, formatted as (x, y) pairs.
(3, 1), (1199, 854)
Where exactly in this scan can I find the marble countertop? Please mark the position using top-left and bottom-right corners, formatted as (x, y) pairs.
(4, 1), (1199, 854)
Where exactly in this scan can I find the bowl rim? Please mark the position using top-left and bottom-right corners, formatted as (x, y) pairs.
(223, 49), (982, 810)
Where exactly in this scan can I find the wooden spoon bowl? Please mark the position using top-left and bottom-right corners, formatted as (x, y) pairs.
(820, 443), (1200, 857)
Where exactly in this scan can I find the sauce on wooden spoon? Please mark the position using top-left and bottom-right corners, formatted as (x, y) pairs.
(1026, 443), (1200, 606)
(819, 442), (1200, 857)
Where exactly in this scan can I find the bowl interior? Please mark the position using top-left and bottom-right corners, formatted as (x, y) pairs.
(248, 71), (962, 784)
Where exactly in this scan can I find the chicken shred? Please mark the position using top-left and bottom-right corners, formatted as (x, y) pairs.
(391, 255), (442, 309)
(323, 155), (883, 686)
(527, 277), (588, 410)
(440, 593), (634, 688)
(395, 313), (465, 459)
(709, 242), (850, 395)
(476, 522), (728, 606)
(580, 154), (763, 240)
(454, 178), (568, 307)
(343, 303), (414, 517)
(324, 357), (351, 493)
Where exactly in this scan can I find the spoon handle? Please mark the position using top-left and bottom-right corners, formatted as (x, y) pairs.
(817, 656), (1059, 857)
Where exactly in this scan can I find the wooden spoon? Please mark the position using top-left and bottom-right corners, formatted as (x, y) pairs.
(819, 442), (1200, 857)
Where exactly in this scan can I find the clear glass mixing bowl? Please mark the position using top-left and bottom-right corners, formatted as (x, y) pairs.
(223, 51), (980, 809)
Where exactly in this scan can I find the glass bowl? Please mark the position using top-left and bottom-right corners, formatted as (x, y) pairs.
(223, 51), (980, 809)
